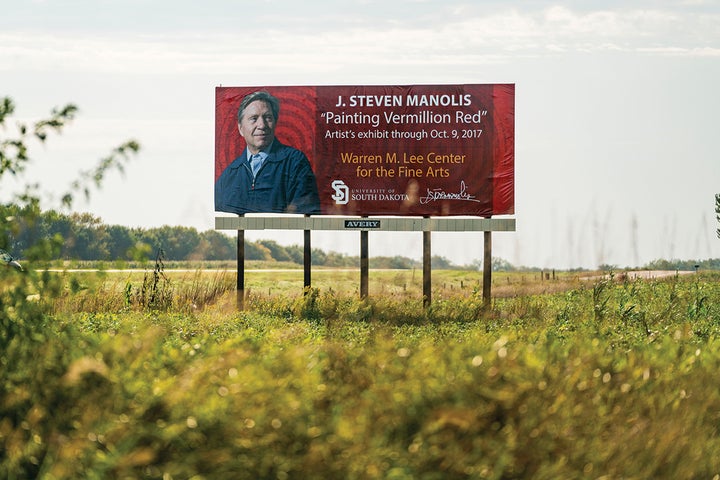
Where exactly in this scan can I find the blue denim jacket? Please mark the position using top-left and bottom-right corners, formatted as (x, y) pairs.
(215, 141), (321, 214)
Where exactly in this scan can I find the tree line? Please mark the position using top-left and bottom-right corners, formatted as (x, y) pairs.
(4, 205), (719, 271)
(4, 204), (720, 270)
(1, 205), (457, 268)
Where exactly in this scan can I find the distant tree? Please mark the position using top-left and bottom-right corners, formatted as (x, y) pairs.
(311, 247), (327, 266)
(431, 255), (454, 269)
(68, 212), (110, 260)
(386, 255), (418, 269)
(151, 225), (201, 260)
(284, 244), (304, 264)
(643, 258), (701, 271)
(135, 229), (161, 258)
(43, 210), (75, 257)
(491, 257), (516, 272)
(322, 251), (352, 267)
(246, 242), (273, 261)
(106, 224), (138, 259)
(197, 230), (235, 260)
(257, 240), (292, 262)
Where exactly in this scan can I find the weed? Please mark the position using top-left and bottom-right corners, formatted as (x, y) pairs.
(592, 274), (612, 323)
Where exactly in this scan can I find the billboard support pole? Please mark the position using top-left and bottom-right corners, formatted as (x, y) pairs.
(217, 216), (515, 309)
(423, 228), (431, 308)
(304, 214), (311, 293)
(483, 229), (492, 308)
(237, 214), (245, 311)
(360, 227), (369, 300)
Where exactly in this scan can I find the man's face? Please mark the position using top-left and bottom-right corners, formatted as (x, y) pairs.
(238, 100), (276, 154)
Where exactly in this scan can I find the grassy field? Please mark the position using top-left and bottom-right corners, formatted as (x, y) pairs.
(45, 262), (591, 303)
(2, 266), (720, 479)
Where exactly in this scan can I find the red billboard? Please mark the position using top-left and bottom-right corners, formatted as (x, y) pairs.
(215, 84), (514, 217)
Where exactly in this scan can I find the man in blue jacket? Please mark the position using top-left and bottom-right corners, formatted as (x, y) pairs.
(215, 91), (321, 214)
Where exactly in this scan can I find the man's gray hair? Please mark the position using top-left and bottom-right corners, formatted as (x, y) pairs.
(237, 91), (280, 122)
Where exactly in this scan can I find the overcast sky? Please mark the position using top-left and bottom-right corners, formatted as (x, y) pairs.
(1, 0), (719, 268)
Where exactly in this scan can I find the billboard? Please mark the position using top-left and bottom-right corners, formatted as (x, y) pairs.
(215, 84), (514, 217)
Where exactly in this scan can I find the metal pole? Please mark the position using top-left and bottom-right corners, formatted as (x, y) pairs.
(360, 229), (369, 299)
(237, 219), (245, 311)
(483, 230), (492, 308)
(304, 215), (311, 293)
(423, 230), (431, 308)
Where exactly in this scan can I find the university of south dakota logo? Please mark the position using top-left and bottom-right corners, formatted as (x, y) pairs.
(331, 180), (349, 204)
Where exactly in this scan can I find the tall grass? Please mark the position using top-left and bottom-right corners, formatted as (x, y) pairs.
(3, 269), (720, 478)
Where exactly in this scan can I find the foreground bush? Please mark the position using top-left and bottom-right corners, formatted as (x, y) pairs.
(2, 273), (720, 478)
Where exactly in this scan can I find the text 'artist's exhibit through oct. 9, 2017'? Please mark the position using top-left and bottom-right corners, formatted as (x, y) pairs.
(213, 84), (515, 307)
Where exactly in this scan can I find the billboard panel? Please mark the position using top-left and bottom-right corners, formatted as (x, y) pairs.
(215, 84), (514, 216)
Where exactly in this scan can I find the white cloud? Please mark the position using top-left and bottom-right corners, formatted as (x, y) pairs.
(1, 5), (718, 78)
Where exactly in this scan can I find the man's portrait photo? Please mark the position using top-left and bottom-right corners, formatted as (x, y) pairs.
(214, 90), (321, 215)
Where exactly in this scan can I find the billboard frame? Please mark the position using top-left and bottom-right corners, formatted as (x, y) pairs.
(215, 84), (515, 217)
(216, 215), (515, 309)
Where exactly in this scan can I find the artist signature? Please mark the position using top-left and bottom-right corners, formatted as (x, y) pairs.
(419, 181), (481, 204)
